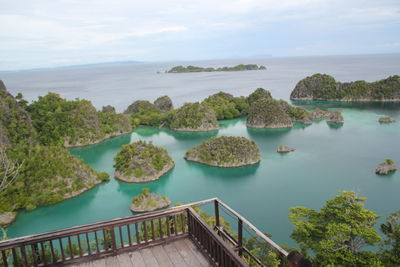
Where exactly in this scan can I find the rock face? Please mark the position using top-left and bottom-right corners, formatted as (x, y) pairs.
(124, 100), (156, 115)
(310, 108), (331, 120)
(102, 105), (116, 113)
(379, 116), (396, 123)
(247, 98), (293, 128)
(376, 159), (397, 175)
(277, 145), (296, 153)
(327, 111), (344, 124)
(170, 103), (219, 131)
(0, 212), (16, 227)
(185, 136), (260, 167)
(130, 188), (171, 212)
(154, 96), (174, 112)
(114, 141), (174, 183)
(290, 74), (400, 101)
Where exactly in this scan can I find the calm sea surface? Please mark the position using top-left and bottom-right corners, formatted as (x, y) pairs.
(1, 54), (400, 247)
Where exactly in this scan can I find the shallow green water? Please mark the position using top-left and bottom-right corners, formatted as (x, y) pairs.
(7, 104), (400, 247)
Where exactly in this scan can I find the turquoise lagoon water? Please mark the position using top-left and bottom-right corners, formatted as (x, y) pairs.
(6, 103), (400, 247)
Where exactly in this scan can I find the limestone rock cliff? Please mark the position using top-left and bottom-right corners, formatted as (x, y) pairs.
(169, 103), (219, 131)
(247, 98), (293, 128)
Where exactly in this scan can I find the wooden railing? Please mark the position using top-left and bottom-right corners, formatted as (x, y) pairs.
(0, 198), (288, 267)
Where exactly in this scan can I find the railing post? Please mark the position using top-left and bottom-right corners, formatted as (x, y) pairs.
(110, 228), (117, 253)
(214, 200), (220, 227)
(238, 218), (243, 256)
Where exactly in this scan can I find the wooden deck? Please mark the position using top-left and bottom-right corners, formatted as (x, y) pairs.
(68, 238), (212, 267)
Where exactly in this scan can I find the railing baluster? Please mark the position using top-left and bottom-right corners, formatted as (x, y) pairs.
(94, 231), (100, 254)
(68, 236), (73, 259)
(135, 223), (140, 244)
(151, 220), (156, 241)
(238, 218), (243, 256)
(158, 218), (163, 238)
(110, 228), (117, 253)
(11, 248), (17, 267)
(21, 245), (29, 266)
(49, 240), (56, 263)
(59, 238), (65, 261)
(143, 222), (148, 242)
(214, 200), (220, 227)
(31, 244), (38, 267)
(127, 224), (132, 246)
(2, 249), (8, 267)
(119, 226), (124, 248)
(40, 242), (46, 265)
(166, 217), (171, 237)
(173, 215), (178, 235)
(86, 233), (91, 255)
(180, 213), (185, 233)
(102, 230), (108, 250)
(77, 234), (83, 257)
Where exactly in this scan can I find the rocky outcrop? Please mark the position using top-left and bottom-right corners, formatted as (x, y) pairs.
(376, 159), (397, 175)
(310, 108), (331, 120)
(247, 88), (272, 106)
(290, 74), (400, 101)
(114, 141), (174, 183)
(378, 116), (396, 123)
(185, 136), (260, 167)
(327, 111), (344, 124)
(130, 188), (171, 212)
(247, 98), (293, 128)
(170, 103), (219, 131)
(277, 145), (296, 153)
(124, 100), (156, 115)
(102, 105), (116, 113)
(154, 96), (174, 112)
(0, 212), (16, 227)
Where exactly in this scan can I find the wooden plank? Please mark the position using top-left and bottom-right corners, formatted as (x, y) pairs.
(150, 245), (174, 267)
(173, 239), (202, 267)
(117, 253), (134, 267)
(183, 239), (212, 267)
(93, 258), (107, 267)
(105, 255), (120, 267)
(140, 248), (160, 267)
(129, 251), (146, 267)
(163, 242), (189, 267)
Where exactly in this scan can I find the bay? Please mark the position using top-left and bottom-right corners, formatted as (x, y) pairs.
(2, 54), (400, 247)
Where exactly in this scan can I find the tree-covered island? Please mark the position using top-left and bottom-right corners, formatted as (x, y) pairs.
(114, 141), (174, 183)
(290, 74), (400, 101)
(167, 64), (266, 73)
(169, 102), (219, 131)
(0, 81), (109, 225)
(185, 136), (260, 167)
(130, 188), (171, 212)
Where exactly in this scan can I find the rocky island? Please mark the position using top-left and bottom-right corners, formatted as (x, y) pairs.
(290, 74), (400, 101)
(277, 145), (296, 153)
(169, 102), (219, 131)
(309, 108), (331, 120)
(0, 81), (109, 223)
(202, 91), (249, 120)
(327, 111), (344, 124)
(114, 141), (174, 183)
(167, 64), (266, 73)
(130, 188), (171, 212)
(185, 136), (260, 167)
(247, 98), (293, 128)
(154, 95), (174, 112)
(378, 116), (396, 123)
(376, 159), (397, 175)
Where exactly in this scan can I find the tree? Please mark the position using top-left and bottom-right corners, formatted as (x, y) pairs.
(289, 191), (382, 266)
(380, 211), (400, 265)
(0, 148), (23, 193)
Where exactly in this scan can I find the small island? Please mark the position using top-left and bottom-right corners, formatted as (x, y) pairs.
(290, 74), (400, 101)
(277, 145), (296, 153)
(154, 95), (174, 112)
(0, 212), (16, 227)
(130, 188), (171, 212)
(309, 108), (331, 120)
(376, 159), (397, 175)
(378, 116), (396, 123)
(167, 64), (266, 73)
(327, 111), (344, 124)
(170, 102), (219, 131)
(247, 98), (293, 128)
(114, 141), (174, 183)
(185, 136), (260, 167)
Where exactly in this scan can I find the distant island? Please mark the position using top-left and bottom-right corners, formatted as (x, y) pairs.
(290, 74), (400, 102)
(167, 64), (266, 73)
(130, 188), (171, 212)
(185, 136), (260, 167)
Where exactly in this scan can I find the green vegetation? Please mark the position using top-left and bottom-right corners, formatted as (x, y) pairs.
(167, 64), (266, 73)
(27, 93), (132, 146)
(131, 188), (171, 212)
(247, 88), (272, 106)
(247, 98), (293, 128)
(289, 191), (382, 266)
(169, 102), (218, 131)
(202, 92), (248, 120)
(0, 82), (109, 219)
(154, 95), (174, 111)
(291, 74), (400, 101)
(114, 141), (174, 182)
(185, 136), (260, 167)
(380, 211), (400, 266)
(385, 159), (395, 165)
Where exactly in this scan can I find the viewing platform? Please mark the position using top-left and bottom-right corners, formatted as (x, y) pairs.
(0, 198), (288, 266)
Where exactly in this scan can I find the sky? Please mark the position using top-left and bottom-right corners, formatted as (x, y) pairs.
(0, 0), (399, 70)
